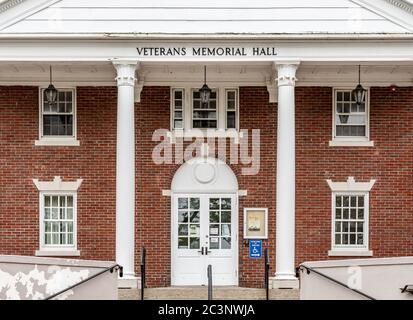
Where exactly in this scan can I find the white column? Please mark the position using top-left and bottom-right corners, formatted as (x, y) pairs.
(113, 61), (138, 287)
(275, 63), (299, 287)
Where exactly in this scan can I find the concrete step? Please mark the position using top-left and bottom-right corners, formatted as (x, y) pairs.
(118, 287), (299, 300)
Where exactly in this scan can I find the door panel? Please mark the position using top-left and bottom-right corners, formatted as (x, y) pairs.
(172, 194), (237, 286)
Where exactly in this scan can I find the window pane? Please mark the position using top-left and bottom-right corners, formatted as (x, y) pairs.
(190, 237), (200, 249)
(178, 211), (188, 223)
(335, 208), (341, 219)
(190, 198), (200, 210)
(221, 224), (231, 237)
(178, 198), (188, 209)
(178, 237), (188, 249)
(189, 224), (200, 236)
(210, 238), (219, 249)
(209, 198), (219, 210)
(221, 211), (231, 223)
(335, 234), (341, 245)
(227, 112), (236, 129)
(178, 224), (188, 236)
(67, 208), (73, 220)
(174, 120), (183, 128)
(210, 211), (219, 223)
(221, 237), (231, 249)
(190, 211), (200, 223)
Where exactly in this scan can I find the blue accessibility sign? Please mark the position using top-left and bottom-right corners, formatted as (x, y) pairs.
(249, 240), (262, 259)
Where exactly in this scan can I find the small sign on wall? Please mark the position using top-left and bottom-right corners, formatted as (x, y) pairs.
(249, 240), (262, 259)
(244, 208), (268, 239)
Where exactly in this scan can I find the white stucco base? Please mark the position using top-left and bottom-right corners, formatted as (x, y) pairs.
(270, 277), (300, 289)
(118, 275), (139, 289)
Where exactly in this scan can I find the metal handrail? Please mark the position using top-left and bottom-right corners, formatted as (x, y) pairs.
(141, 246), (146, 301)
(264, 248), (269, 300)
(299, 264), (376, 300)
(44, 263), (123, 300)
(207, 264), (213, 300)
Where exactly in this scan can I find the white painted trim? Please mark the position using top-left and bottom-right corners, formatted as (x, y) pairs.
(162, 189), (171, 197)
(326, 176), (376, 192)
(38, 191), (78, 254)
(33, 176), (83, 192)
(38, 87), (78, 145)
(35, 137), (80, 146)
(330, 191), (371, 255)
(332, 87), (371, 145)
(328, 249), (373, 257)
(329, 140), (375, 147)
(167, 128), (243, 144)
(243, 208), (268, 240)
(35, 250), (81, 257)
(351, 0), (413, 32)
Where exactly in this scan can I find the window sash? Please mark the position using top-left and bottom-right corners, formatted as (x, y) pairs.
(41, 193), (76, 249)
(333, 89), (369, 139)
(41, 88), (75, 138)
(225, 89), (238, 130)
(332, 193), (368, 249)
(172, 89), (184, 129)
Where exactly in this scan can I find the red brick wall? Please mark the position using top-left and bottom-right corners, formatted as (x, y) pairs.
(295, 86), (413, 265)
(1, 85), (412, 289)
(0, 86), (117, 260)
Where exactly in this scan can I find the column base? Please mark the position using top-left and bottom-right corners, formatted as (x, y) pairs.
(270, 276), (300, 289)
(118, 275), (139, 289)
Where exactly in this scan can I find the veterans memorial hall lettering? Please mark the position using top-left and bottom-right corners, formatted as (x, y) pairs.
(136, 46), (277, 57)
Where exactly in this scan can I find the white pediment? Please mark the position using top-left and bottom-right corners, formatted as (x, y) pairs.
(0, 0), (412, 35)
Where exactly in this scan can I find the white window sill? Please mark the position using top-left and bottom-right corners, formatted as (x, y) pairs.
(35, 250), (81, 257)
(329, 140), (374, 147)
(35, 138), (80, 147)
(328, 249), (373, 257)
(168, 129), (242, 143)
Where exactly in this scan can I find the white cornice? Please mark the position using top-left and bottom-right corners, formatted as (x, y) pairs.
(33, 176), (83, 192)
(326, 177), (376, 192)
(0, 0), (26, 14)
(384, 0), (413, 14)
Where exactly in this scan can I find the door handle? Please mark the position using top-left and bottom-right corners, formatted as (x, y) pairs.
(205, 248), (211, 255)
(198, 247), (205, 255)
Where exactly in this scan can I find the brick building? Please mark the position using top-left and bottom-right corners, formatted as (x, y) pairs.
(0, 0), (413, 289)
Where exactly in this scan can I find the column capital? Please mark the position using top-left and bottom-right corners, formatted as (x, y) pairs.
(275, 62), (300, 87)
(112, 60), (139, 86)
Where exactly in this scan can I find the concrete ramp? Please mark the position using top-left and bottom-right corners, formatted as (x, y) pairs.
(0, 255), (120, 300)
(300, 256), (413, 300)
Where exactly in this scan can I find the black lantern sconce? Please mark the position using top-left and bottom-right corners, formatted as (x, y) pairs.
(352, 65), (367, 106)
(44, 65), (58, 105)
(199, 65), (212, 106)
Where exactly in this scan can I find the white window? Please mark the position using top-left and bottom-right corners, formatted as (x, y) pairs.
(41, 193), (77, 249)
(170, 87), (239, 132)
(225, 89), (238, 129)
(330, 89), (374, 147)
(172, 89), (184, 129)
(333, 193), (367, 248)
(327, 177), (375, 256)
(35, 88), (80, 146)
(33, 176), (82, 256)
(192, 90), (218, 129)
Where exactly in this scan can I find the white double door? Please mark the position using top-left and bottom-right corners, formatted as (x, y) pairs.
(172, 194), (238, 286)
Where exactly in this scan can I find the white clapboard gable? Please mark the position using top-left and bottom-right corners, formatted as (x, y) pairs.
(0, 0), (412, 35)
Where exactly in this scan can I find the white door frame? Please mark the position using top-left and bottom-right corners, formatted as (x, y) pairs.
(171, 192), (239, 286)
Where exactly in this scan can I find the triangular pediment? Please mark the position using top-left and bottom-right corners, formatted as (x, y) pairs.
(0, 0), (412, 35)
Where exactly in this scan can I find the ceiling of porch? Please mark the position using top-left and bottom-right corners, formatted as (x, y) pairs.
(0, 61), (412, 87)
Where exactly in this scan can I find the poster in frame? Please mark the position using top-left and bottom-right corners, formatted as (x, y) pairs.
(243, 208), (268, 239)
